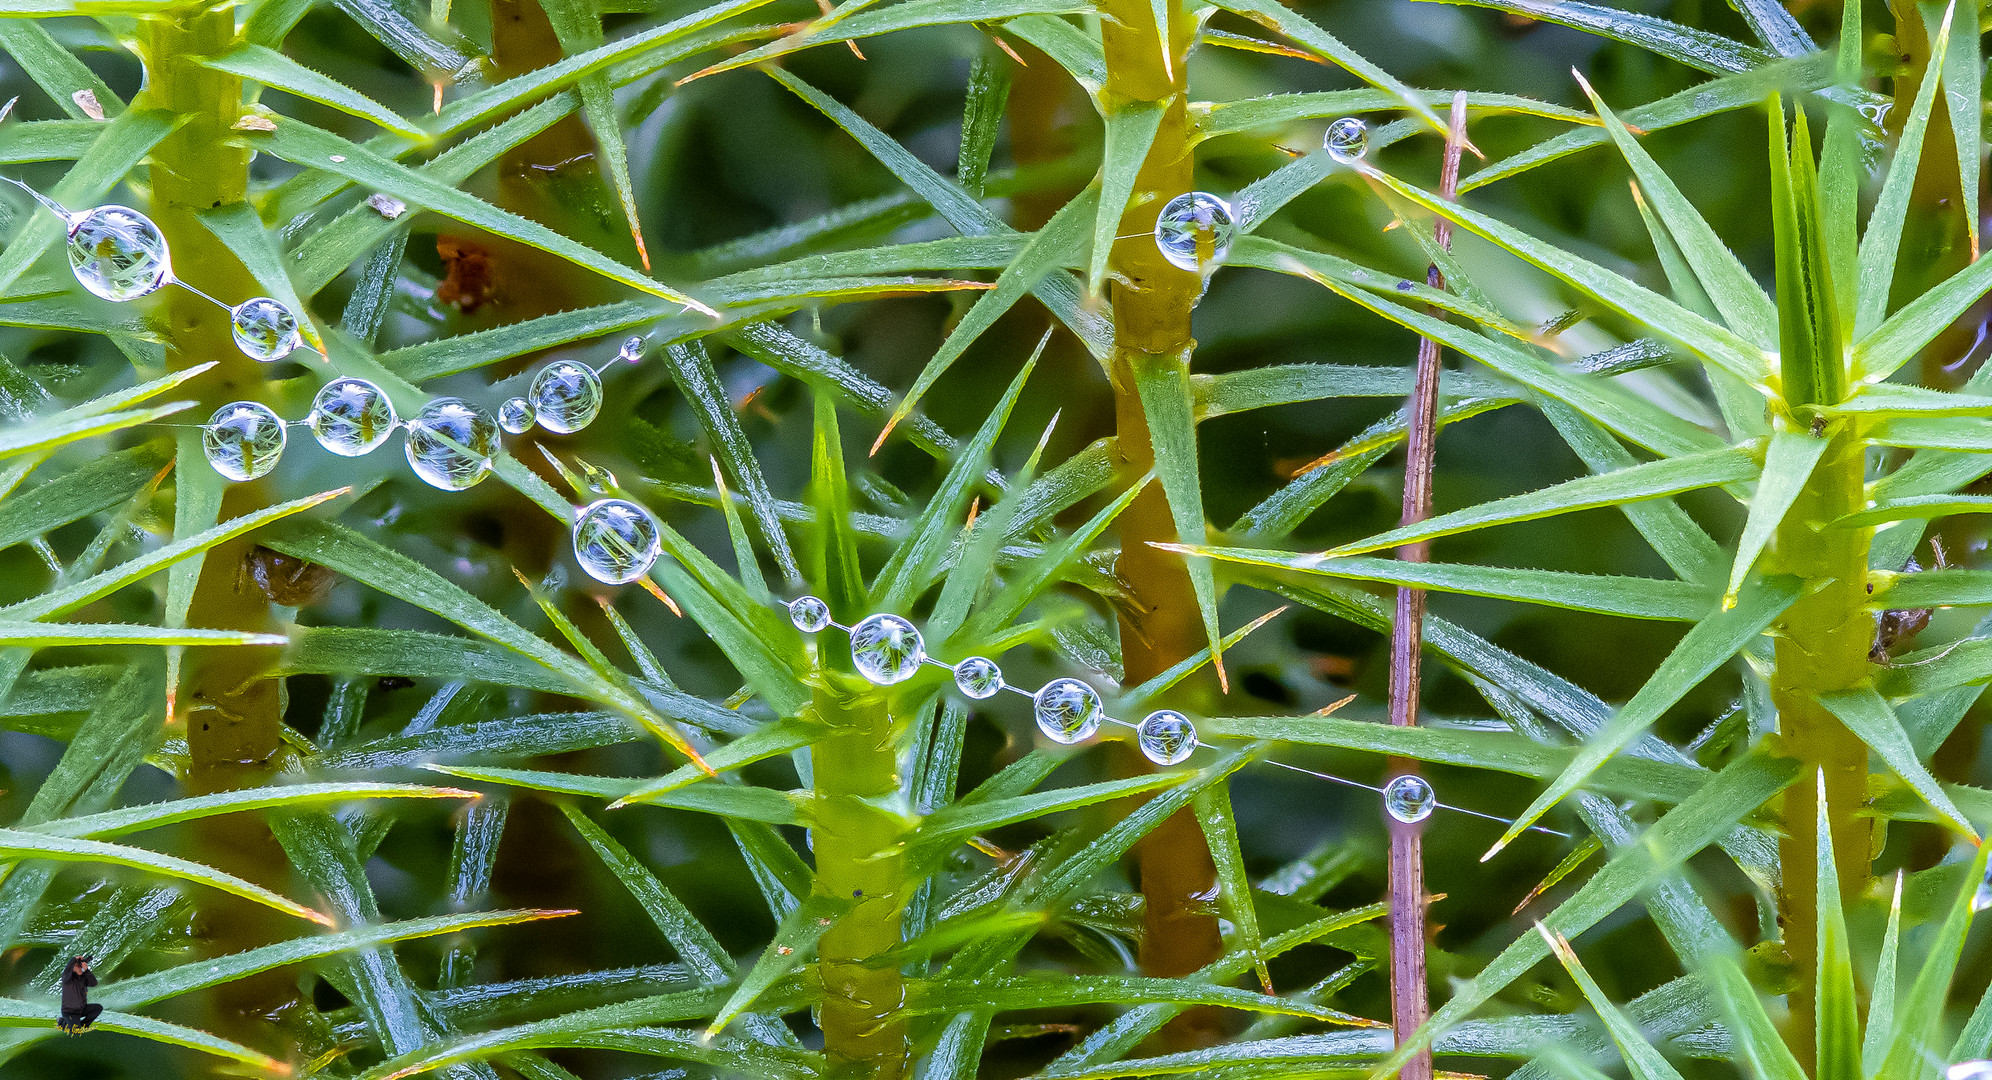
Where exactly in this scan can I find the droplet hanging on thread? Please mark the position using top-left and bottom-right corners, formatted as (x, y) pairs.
(849, 613), (924, 685)
(572, 498), (662, 584)
(1382, 774), (1435, 823)
(404, 397), (497, 491)
(309, 377), (397, 457)
(67, 205), (171, 301)
(1324, 116), (1369, 163)
(788, 595), (832, 633)
(1035, 678), (1102, 744)
(231, 296), (302, 361)
(203, 401), (287, 481)
(953, 656), (1003, 699)
(530, 360), (603, 434)
(1136, 709), (1196, 765)
(1153, 192), (1235, 273)
(497, 396), (535, 434)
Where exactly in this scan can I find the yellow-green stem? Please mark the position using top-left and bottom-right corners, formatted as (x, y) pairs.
(811, 674), (912, 1078)
(141, 3), (295, 1029)
(1769, 420), (1873, 1064)
(1099, 0), (1225, 1042)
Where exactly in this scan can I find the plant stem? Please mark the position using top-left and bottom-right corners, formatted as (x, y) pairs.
(1770, 423), (1872, 1063)
(811, 674), (912, 1078)
(1099, 0), (1225, 1038)
(1386, 93), (1468, 1080)
(141, 2), (295, 1028)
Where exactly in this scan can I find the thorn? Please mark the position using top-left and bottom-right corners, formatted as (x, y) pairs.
(847, 40), (866, 60)
(991, 34), (1027, 66)
(1214, 651), (1230, 693)
(639, 576), (684, 617)
(1313, 693), (1357, 717)
(965, 496), (981, 528)
(870, 413), (902, 456)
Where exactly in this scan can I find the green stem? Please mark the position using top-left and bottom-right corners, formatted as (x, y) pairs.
(811, 673), (912, 1078)
(1769, 422), (1872, 1066)
(140, 2), (296, 1032)
(1099, 0), (1226, 1040)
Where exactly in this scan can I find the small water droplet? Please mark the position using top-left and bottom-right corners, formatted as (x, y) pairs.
(67, 204), (170, 301)
(230, 296), (301, 361)
(1974, 863), (1992, 912)
(1153, 192), (1235, 273)
(309, 377), (396, 456)
(530, 360), (603, 434)
(789, 595), (831, 632)
(1034, 678), (1101, 744)
(1324, 116), (1368, 163)
(1382, 774), (1434, 823)
(203, 401), (287, 481)
(849, 613), (924, 684)
(617, 336), (644, 364)
(497, 396), (534, 434)
(1136, 709), (1196, 765)
(571, 497), (661, 584)
(953, 656), (1003, 699)
(575, 459), (618, 494)
(404, 397), (497, 491)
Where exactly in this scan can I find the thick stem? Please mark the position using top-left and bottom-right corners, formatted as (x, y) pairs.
(1099, 0), (1225, 1041)
(142, 6), (297, 1028)
(811, 674), (912, 1078)
(1770, 423), (1873, 1063)
(1386, 95), (1467, 1080)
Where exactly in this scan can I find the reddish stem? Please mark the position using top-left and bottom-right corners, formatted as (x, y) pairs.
(1387, 91), (1468, 1080)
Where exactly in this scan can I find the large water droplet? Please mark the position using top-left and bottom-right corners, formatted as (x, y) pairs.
(789, 595), (831, 632)
(953, 656), (1003, 699)
(67, 205), (170, 301)
(572, 498), (661, 584)
(1382, 774), (1434, 823)
(849, 613), (924, 685)
(309, 377), (397, 457)
(203, 401), (287, 481)
(1153, 192), (1235, 273)
(497, 396), (534, 434)
(230, 297), (301, 361)
(1136, 709), (1196, 765)
(404, 397), (497, 491)
(1034, 678), (1101, 744)
(530, 360), (603, 434)
(1324, 117), (1369, 163)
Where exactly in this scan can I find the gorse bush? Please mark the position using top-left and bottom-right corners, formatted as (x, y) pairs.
(5, 0), (1992, 1076)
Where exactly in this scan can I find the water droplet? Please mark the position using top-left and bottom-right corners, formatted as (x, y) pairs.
(497, 396), (534, 434)
(1034, 678), (1101, 744)
(849, 613), (924, 685)
(953, 656), (1003, 699)
(1153, 192), (1235, 273)
(789, 595), (831, 632)
(1324, 117), (1368, 163)
(1382, 775), (1434, 823)
(575, 459), (618, 494)
(309, 377), (397, 457)
(67, 204), (170, 301)
(1975, 863), (1992, 912)
(230, 297), (301, 361)
(203, 401), (287, 481)
(617, 336), (644, 364)
(530, 360), (603, 434)
(404, 397), (497, 491)
(1948, 1063), (1992, 1080)
(1136, 709), (1196, 765)
(571, 498), (661, 584)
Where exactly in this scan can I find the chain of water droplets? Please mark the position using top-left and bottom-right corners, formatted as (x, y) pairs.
(2, 174), (652, 492)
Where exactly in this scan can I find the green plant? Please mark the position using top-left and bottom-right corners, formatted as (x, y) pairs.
(6, 0), (1992, 1077)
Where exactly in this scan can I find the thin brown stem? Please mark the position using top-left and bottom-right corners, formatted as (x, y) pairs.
(1386, 92), (1468, 1080)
